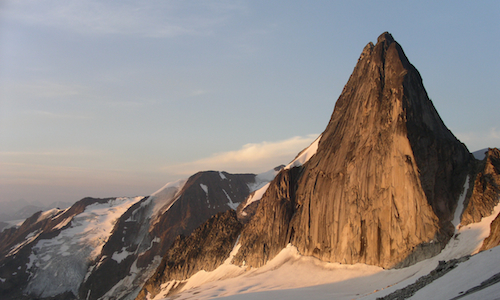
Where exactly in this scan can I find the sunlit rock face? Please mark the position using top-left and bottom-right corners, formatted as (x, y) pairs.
(234, 32), (473, 269)
(467, 148), (500, 252)
(462, 148), (500, 227)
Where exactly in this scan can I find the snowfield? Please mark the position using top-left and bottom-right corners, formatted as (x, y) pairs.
(151, 176), (500, 300)
(23, 197), (142, 298)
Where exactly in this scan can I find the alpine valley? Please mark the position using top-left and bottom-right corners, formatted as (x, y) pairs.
(2, 33), (500, 300)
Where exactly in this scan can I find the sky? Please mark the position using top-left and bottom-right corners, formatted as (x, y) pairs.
(0, 1), (499, 206)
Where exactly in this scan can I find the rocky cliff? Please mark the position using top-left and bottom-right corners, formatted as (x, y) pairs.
(234, 32), (473, 269)
(136, 210), (242, 300)
(468, 148), (500, 252)
(462, 148), (500, 227)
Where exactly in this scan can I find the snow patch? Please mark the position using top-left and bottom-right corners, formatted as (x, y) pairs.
(247, 169), (280, 192)
(223, 189), (239, 210)
(242, 167), (283, 211)
(452, 175), (470, 228)
(242, 183), (271, 210)
(200, 183), (208, 194)
(148, 178), (188, 225)
(36, 208), (62, 223)
(167, 244), (383, 300)
(52, 216), (73, 230)
(102, 255), (163, 300)
(112, 249), (133, 263)
(219, 171), (227, 180)
(284, 134), (321, 170)
(8, 230), (42, 257)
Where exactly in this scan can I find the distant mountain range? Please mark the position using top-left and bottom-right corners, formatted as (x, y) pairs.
(0, 200), (73, 232)
(1, 32), (500, 300)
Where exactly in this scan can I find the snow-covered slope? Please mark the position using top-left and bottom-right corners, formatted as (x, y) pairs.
(136, 182), (500, 300)
(24, 197), (141, 298)
(238, 136), (320, 220)
(0, 171), (260, 300)
(284, 134), (321, 170)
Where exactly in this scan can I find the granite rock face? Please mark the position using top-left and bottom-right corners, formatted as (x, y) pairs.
(234, 32), (472, 269)
(466, 148), (500, 252)
(462, 148), (500, 227)
(480, 212), (500, 252)
(233, 167), (301, 267)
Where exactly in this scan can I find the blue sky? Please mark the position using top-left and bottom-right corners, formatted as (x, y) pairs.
(1, 1), (499, 205)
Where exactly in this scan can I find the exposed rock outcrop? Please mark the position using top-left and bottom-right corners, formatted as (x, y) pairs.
(461, 148), (500, 226)
(234, 32), (472, 269)
(136, 210), (242, 300)
(236, 165), (285, 224)
(377, 256), (471, 300)
(465, 148), (500, 252)
(233, 167), (301, 267)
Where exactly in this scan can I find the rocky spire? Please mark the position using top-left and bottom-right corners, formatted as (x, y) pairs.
(233, 32), (473, 269)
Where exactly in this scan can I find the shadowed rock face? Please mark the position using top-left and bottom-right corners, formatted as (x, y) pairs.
(136, 210), (242, 300)
(234, 32), (472, 269)
(233, 167), (301, 267)
(79, 171), (255, 300)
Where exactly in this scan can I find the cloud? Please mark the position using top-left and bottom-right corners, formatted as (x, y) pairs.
(170, 134), (319, 175)
(3, 0), (248, 38)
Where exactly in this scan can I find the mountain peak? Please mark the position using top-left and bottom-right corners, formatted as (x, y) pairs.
(377, 31), (395, 45)
(234, 33), (473, 269)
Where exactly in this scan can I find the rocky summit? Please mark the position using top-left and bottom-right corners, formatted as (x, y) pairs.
(234, 32), (473, 269)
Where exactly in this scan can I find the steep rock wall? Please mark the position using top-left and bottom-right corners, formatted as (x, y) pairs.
(235, 32), (472, 269)
(136, 210), (242, 300)
(462, 148), (500, 226)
